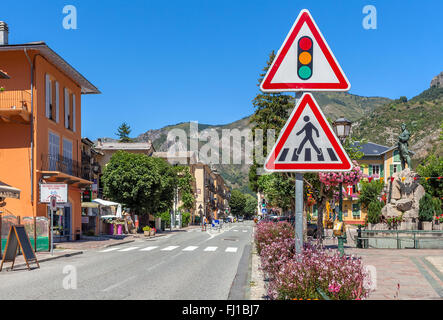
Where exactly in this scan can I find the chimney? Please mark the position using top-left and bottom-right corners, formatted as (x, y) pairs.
(0, 22), (8, 45)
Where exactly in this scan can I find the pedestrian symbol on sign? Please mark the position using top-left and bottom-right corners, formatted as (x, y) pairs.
(296, 116), (322, 157)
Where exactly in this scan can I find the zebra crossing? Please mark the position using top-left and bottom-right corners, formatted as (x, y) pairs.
(277, 147), (338, 163)
(99, 245), (240, 254)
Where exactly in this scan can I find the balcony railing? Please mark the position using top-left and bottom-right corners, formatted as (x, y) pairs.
(0, 90), (31, 111)
(41, 154), (81, 178)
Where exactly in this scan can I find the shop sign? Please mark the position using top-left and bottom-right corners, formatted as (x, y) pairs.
(40, 184), (68, 203)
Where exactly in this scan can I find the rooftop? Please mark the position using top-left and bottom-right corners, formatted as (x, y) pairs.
(95, 140), (153, 151)
(352, 141), (397, 156)
(0, 42), (100, 94)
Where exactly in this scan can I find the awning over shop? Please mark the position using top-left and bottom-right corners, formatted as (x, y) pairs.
(0, 181), (20, 199)
(81, 202), (99, 208)
(92, 198), (122, 218)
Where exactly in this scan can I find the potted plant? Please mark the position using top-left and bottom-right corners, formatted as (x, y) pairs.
(150, 227), (156, 237)
(142, 226), (151, 237)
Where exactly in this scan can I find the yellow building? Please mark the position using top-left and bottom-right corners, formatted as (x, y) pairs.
(342, 142), (403, 225)
(310, 142), (404, 225)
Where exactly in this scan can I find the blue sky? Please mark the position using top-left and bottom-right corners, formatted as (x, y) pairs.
(2, 0), (443, 140)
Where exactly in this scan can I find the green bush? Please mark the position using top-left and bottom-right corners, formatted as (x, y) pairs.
(158, 211), (171, 228)
(367, 201), (384, 224)
(142, 226), (151, 232)
(419, 193), (435, 222)
(358, 180), (385, 209)
(182, 212), (191, 226)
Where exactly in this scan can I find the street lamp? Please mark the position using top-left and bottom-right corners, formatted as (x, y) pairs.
(332, 117), (353, 256)
(332, 117), (352, 142)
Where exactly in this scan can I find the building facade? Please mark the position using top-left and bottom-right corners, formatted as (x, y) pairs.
(0, 25), (100, 241)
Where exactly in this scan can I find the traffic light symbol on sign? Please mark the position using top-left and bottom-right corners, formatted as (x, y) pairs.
(297, 36), (313, 80)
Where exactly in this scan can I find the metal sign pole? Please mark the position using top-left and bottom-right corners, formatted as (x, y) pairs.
(295, 173), (304, 255)
(51, 209), (54, 256)
(294, 92), (304, 256)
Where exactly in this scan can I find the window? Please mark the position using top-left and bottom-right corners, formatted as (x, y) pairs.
(49, 132), (60, 171)
(352, 203), (361, 219)
(64, 88), (70, 129)
(63, 139), (73, 175)
(369, 164), (384, 179)
(45, 75), (60, 122)
(372, 165), (380, 176)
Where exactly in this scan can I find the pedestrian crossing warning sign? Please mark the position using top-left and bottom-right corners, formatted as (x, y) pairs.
(260, 9), (350, 92)
(264, 93), (352, 172)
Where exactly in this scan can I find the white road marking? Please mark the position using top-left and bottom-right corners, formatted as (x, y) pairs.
(225, 247), (238, 253)
(140, 246), (159, 251)
(242, 230), (248, 233)
(233, 230), (239, 232)
(183, 246), (198, 251)
(99, 247), (120, 252)
(161, 246), (179, 251)
(204, 246), (218, 252)
(118, 246), (140, 252)
(102, 276), (136, 292)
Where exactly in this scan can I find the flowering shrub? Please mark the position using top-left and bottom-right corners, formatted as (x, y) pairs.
(255, 221), (371, 300)
(318, 161), (363, 188)
(254, 221), (294, 256)
(268, 244), (371, 300)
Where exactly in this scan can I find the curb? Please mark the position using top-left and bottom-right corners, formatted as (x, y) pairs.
(103, 239), (135, 248)
(11, 251), (83, 269)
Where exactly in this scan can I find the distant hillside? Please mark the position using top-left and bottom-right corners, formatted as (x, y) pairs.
(353, 86), (443, 166)
(136, 92), (392, 194)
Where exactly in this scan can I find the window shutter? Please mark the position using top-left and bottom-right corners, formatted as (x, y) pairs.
(45, 74), (50, 118)
(64, 88), (69, 128)
(390, 164), (394, 177)
(72, 94), (76, 132)
(380, 164), (384, 179)
(55, 82), (59, 123)
(368, 165), (373, 176)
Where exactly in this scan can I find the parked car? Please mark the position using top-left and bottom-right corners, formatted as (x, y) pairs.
(238, 217), (244, 222)
(224, 217), (232, 223)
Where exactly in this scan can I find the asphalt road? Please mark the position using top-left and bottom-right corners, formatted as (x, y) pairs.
(0, 221), (253, 300)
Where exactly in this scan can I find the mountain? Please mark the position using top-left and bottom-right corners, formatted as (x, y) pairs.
(352, 85), (443, 165)
(136, 92), (392, 194)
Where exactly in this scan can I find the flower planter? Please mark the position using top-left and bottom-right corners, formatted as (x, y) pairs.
(144, 230), (151, 237)
(150, 230), (155, 237)
(420, 221), (432, 231)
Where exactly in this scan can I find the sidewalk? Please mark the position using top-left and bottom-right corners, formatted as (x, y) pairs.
(1, 249), (83, 271)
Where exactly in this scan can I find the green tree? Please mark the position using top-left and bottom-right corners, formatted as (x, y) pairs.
(116, 122), (133, 142)
(244, 194), (258, 219)
(416, 155), (443, 199)
(367, 201), (384, 224)
(257, 173), (293, 212)
(248, 51), (292, 193)
(358, 180), (385, 209)
(419, 193), (435, 222)
(171, 165), (195, 213)
(229, 189), (246, 217)
(101, 151), (175, 217)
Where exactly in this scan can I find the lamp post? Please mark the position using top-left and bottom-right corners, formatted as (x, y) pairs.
(332, 117), (352, 256)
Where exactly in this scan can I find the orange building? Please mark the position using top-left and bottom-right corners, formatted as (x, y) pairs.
(0, 22), (100, 243)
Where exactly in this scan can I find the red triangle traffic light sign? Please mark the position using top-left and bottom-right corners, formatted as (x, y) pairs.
(261, 9), (350, 92)
(264, 93), (352, 172)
